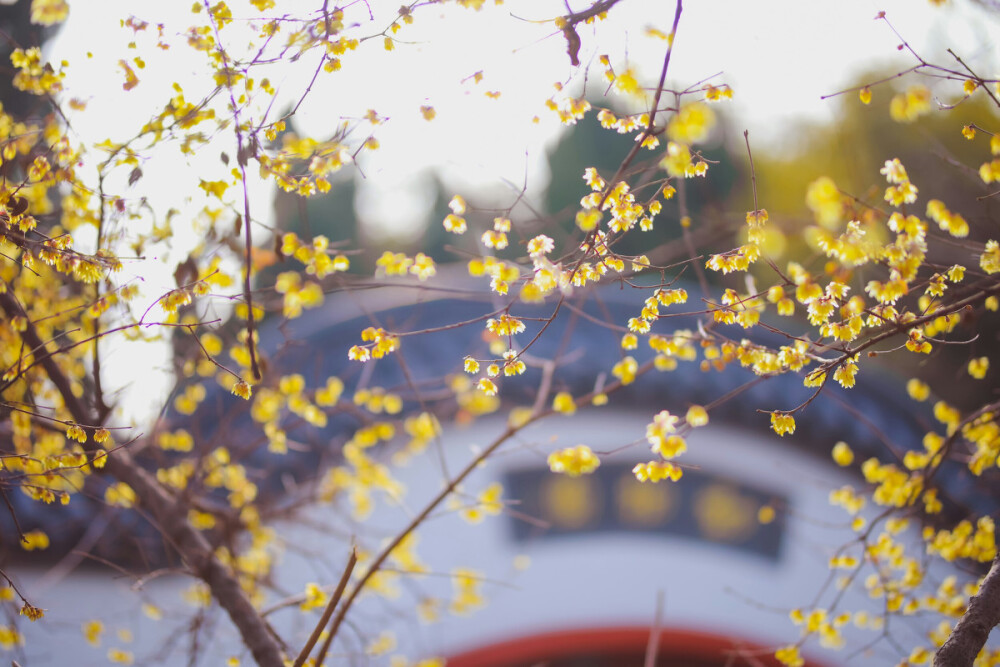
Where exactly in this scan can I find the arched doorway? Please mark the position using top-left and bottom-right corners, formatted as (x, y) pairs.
(446, 627), (823, 667)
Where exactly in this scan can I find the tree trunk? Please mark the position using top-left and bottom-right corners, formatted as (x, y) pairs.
(0, 291), (285, 666)
(935, 555), (1000, 667)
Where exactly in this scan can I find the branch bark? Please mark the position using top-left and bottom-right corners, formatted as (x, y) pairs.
(0, 290), (285, 666)
(935, 555), (1000, 667)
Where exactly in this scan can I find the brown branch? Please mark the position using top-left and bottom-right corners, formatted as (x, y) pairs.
(644, 590), (665, 667)
(935, 555), (1000, 666)
(947, 48), (1000, 111)
(567, 0), (683, 287)
(604, 0), (681, 190)
(0, 290), (284, 666)
(0, 486), (27, 543)
(314, 417), (535, 655)
(743, 130), (791, 285)
(565, 0), (623, 25)
(293, 546), (357, 667)
(846, 283), (1000, 359)
(203, 0), (262, 382)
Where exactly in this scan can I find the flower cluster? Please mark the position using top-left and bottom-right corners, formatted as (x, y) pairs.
(547, 445), (600, 476)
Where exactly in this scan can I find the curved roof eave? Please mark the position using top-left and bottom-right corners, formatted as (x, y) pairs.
(5, 278), (984, 567)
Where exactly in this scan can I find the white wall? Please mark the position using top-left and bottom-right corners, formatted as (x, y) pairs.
(9, 412), (934, 665)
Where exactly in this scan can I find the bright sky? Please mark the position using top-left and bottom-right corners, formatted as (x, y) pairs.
(46, 0), (1000, 422)
(52, 1), (999, 234)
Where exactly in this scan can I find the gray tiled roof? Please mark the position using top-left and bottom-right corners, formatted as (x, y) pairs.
(4, 282), (977, 565)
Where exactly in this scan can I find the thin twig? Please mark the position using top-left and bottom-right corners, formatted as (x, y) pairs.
(293, 547), (357, 667)
(204, 0), (262, 381)
(644, 590), (665, 667)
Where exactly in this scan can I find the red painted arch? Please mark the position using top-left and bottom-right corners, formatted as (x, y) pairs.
(445, 626), (830, 667)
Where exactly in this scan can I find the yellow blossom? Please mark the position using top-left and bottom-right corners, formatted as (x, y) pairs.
(981, 240), (1000, 274)
(660, 142), (692, 177)
(612, 356), (638, 385)
(443, 214), (467, 234)
(108, 648), (134, 665)
(832, 441), (854, 466)
(907, 378), (930, 401)
(231, 380), (252, 400)
(547, 445), (600, 476)
(806, 177), (844, 227)
(833, 357), (858, 388)
(889, 85), (932, 123)
(22, 530), (49, 551)
(667, 103), (715, 144)
(83, 620), (104, 646)
(633, 460), (682, 482)
(775, 645), (803, 667)
(771, 412), (795, 437)
(449, 194), (466, 214)
(105, 482), (137, 508)
(703, 84), (733, 101)
(66, 424), (87, 442)
(487, 314), (526, 336)
(142, 604), (163, 620)
(552, 392), (576, 414)
(300, 582), (327, 611)
(685, 405), (708, 426)
(576, 208), (601, 231)
(969, 357), (989, 379)
(30, 0), (69, 25)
